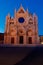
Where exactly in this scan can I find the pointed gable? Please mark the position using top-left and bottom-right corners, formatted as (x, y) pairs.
(17, 4), (25, 13)
(18, 9), (24, 13)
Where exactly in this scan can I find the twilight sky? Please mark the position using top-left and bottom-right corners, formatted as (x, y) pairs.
(0, 0), (43, 35)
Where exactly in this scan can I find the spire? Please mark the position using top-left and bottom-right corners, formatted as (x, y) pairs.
(7, 13), (10, 19)
(14, 8), (16, 17)
(14, 8), (16, 18)
(15, 8), (16, 13)
(33, 13), (37, 19)
(26, 8), (28, 13)
(20, 4), (24, 9)
(33, 13), (37, 16)
(17, 4), (25, 13)
(8, 13), (10, 17)
(20, 4), (22, 8)
(11, 16), (13, 19)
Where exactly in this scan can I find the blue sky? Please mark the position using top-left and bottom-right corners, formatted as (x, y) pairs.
(0, 0), (43, 35)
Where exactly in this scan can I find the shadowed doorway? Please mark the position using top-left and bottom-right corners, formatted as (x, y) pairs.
(11, 37), (14, 44)
(19, 36), (23, 44)
(28, 37), (32, 44)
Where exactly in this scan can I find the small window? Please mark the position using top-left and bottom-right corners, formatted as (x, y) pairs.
(29, 22), (33, 24)
(10, 22), (14, 24)
(29, 18), (33, 24)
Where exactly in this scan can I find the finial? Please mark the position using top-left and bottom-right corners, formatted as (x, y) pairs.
(21, 4), (22, 7)
(8, 13), (10, 17)
(15, 8), (16, 13)
(27, 8), (28, 12)
(14, 8), (16, 18)
(20, 4), (23, 8)
(11, 16), (13, 19)
(33, 13), (37, 17)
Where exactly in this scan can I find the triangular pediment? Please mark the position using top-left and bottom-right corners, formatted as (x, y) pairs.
(18, 9), (25, 13)
(17, 5), (25, 13)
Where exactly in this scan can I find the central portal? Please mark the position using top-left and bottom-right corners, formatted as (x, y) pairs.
(19, 36), (23, 44)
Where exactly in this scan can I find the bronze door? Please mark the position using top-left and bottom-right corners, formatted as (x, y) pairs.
(19, 36), (23, 44)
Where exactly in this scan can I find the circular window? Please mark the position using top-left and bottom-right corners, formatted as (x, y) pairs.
(18, 17), (25, 23)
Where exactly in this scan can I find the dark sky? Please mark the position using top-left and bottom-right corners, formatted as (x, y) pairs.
(0, 0), (43, 35)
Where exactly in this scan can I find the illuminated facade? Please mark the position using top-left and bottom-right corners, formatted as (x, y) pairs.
(4, 5), (40, 44)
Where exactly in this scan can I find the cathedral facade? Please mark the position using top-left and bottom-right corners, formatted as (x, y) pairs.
(4, 5), (40, 44)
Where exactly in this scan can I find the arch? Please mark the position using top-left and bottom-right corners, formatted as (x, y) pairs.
(18, 27), (26, 44)
(10, 27), (17, 36)
(28, 18), (33, 24)
(27, 29), (33, 36)
(18, 27), (26, 35)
